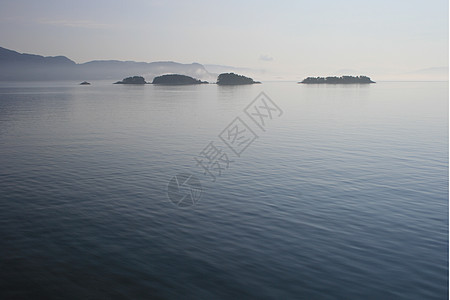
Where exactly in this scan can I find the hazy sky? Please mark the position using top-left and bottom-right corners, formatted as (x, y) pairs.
(0, 0), (448, 80)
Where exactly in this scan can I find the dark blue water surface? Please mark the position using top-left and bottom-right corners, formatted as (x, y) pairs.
(0, 81), (448, 299)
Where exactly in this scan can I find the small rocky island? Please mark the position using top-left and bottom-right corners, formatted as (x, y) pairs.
(80, 81), (91, 85)
(152, 74), (207, 85)
(299, 75), (375, 84)
(114, 76), (147, 84)
(217, 73), (261, 85)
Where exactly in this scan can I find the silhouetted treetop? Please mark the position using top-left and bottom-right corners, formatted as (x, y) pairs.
(299, 75), (375, 84)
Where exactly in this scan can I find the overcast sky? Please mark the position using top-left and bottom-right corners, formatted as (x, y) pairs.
(0, 0), (448, 80)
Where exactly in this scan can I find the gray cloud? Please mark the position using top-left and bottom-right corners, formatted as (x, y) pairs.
(37, 19), (112, 29)
(259, 55), (273, 62)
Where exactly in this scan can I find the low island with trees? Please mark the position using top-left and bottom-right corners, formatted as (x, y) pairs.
(217, 73), (261, 85)
(299, 75), (375, 84)
(114, 76), (148, 84)
(152, 74), (208, 85)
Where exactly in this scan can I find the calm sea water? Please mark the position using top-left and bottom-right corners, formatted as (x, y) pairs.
(0, 81), (448, 299)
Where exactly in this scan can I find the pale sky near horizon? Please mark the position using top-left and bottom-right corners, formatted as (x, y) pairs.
(0, 0), (448, 80)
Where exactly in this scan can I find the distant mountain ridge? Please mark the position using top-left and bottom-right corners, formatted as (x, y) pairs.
(0, 47), (76, 65)
(0, 46), (214, 81)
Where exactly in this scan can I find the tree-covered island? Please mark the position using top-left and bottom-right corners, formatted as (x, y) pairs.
(299, 76), (375, 84)
(217, 73), (261, 85)
(152, 74), (208, 85)
(114, 76), (148, 84)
